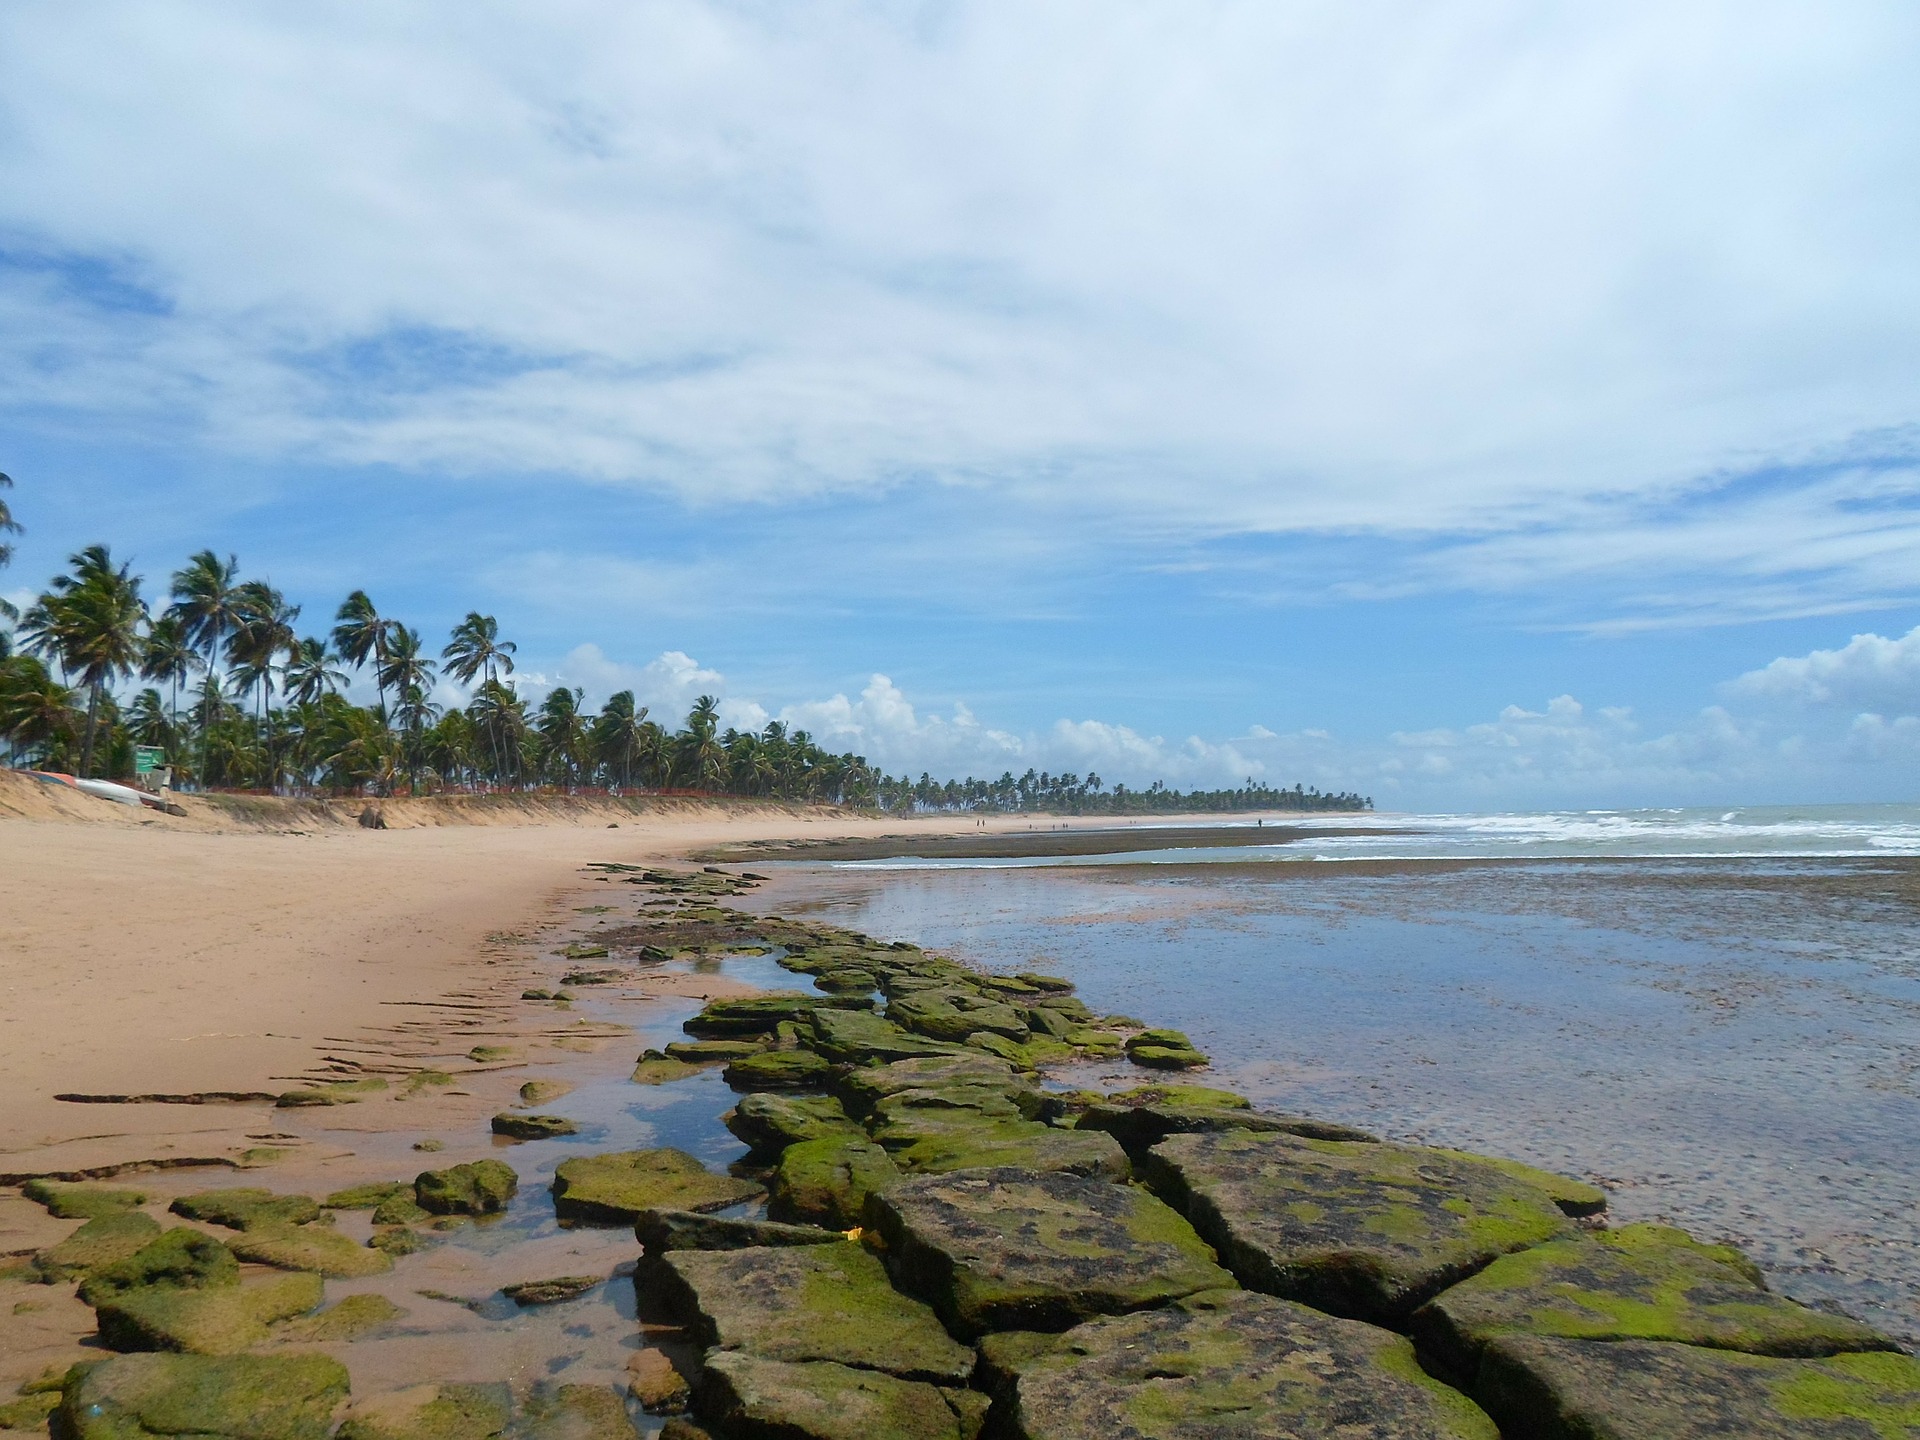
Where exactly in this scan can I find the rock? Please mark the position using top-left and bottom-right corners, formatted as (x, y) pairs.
(57, 1353), (349, 1440)
(1009, 1287), (1498, 1440)
(634, 1052), (707, 1085)
(885, 1119), (1130, 1181)
(168, 1188), (321, 1230)
(685, 992), (870, 1038)
(835, 1054), (1024, 1116)
(1423, 1149), (1608, 1218)
(636, 1209), (845, 1253)
(415, 1160), (518, 1216)
(372, 1192), (432, 1225)
(1474, 1335), (1920, 1440)
(628, 1349), (690, 1414)
(650, 1241), (974, 1383)
(1021, 1006), (1079, 1040)
(1078, 1100), (1377, 1153)
(814, 968), (879, 993)
(1413, 1224), (1898, 1385)
(724, 1050), (836, 1091)
(1014, 973), (1075, 992)
(767, 1136), (903, 1228)
(369, 1226), (428, 1257)
(78, 1228), (240, 1306)
(520, 1080), (576, 1106)
(518, 1383), (640, 1440)
(870, 1084), (1040, 1132)
(658, 1421), (711, 1440)
(0, 1391), (59, 1430)
(696, 1352), (978, 1440)
(504, 1275), (602, 1306)
(1141, 1130), (1573, 1326)
(963, 1033), (1077, 1069)
(227, 1222), (395, 1278)
(565, 944), (611, 959)
(94, 1271), (324, 1354)
(323, 1181), (408, 1210)
(277, 1292), (405, 1341)
(33, 1210), (162, 1281)
(666, 1039), (765, 1062)
(22, 1179), (147, 1219)
(491, 1112), (580, 1140)
(888, 990), (1031, 1044)
(523, 988), (554, 999)
(336, 1383), (512, 1440)
(551, 1148), (760, 1224)
(725, 1093), (863, 1153)
(806, 1009), (969, 1064)
(868, 1166), (1234, 1338)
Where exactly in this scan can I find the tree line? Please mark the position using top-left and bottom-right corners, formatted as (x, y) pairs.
(0, 478), (1368, 812)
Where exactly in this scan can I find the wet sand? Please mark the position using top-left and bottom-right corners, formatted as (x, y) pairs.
(703, 816), (1394, 862)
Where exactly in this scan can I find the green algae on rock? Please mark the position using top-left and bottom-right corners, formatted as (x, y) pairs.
(490, 1112), (580, 1140)
(725, 1093), (863, 1153)
(868, 1166), (1234, 1339)
(767, 1136), (903, 1229)
(723, 1049), (836, 1091)
(336, 1382), (512, 1440)
(885, 1119), (1130, 1181)
(685, 992), (870, 1038)
(637, 1209), (844, 1253)
(518, 1382), (641, 1440)
(32, 1209), (162, 1282)
(650, 1241), (976, 1383)
(1010, 1287), (1498, 1440)
(665, 1039), (765, 1063)
(415, 1160), (518, 1216)
(93, 1271), (323, 1354)
(1140, 1130), (1572, 1326)
(1420, 1149), (1608, 1219)
(551, 1148), (760, 1224)
(835, 1054), (1025, 1117)
(77, 1228), (240, 1306)
(1076, 1099), (1376, 1154)
(226, 1221), (395, 1278)
(168, 1188), (321, 1230)
(1475, 1335), (1920, 1440)
(372, 1192), (432, 1226)
(633, 1051), (707, 1085)
(519, 1080), (576, 1107)
(22, 1178), (147, 1219)
(277, 1292), (405, 1342)
(805, 1009), (970, 1064)
(696, 1352), (980, 1440)
(504, 1275), (602, 1306)
(323, 1181), (409, 1210)
(1412, 1224), (1897, 1383)
(888, 990), (1031, 1044)
(58, 1352), (349, 1440)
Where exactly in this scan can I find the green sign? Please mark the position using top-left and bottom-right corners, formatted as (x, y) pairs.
(133, 746), (166, 775)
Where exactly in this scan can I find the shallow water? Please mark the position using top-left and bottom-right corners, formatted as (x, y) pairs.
(767, 855), (1920, 1345)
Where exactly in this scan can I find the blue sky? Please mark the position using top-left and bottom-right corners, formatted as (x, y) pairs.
(4, 2), (1920, 808)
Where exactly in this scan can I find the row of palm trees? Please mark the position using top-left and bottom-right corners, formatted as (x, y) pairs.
(0, 539), (888, 802)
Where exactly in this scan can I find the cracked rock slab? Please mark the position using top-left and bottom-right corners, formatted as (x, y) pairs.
(696, 1352), (983, 1440)
(1010, 1288), (1498, 1440)
(1140, 1130), (1572, 1325)
(867, 1166), (1233, 1338)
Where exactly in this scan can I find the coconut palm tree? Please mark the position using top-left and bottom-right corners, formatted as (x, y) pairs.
(0, 471), (19, 574)
(227, 581), (301, 724)
(168, 551), (241, 788)
(537, 687), (587, 790)
(443, 613), (516, 782)
(0, 653), (75, 767)
(21, 545), (148, 777)
(466, 678), (528, 787)
(679, 694), (726, 790)
(592, 690), (647, 791)
(140, 613), (203, 740)
(331, 590), (390, 714)
(283, 638), (347, 706)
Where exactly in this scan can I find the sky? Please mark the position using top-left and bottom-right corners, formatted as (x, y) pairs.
(3, 1), (1920, 809)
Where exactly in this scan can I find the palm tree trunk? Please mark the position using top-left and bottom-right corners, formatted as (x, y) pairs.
(80, 683), (102, 778)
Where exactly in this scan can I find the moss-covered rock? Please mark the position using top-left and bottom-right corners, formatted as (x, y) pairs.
(814, 968), (880, 994)
(1422, 1150), (1608, 1219)
(724, 1049), (836, 1091)
(886, 1119), (1130, 1181)
(415, 1160), (518, 1216)
(58, 1353), (349, 1440)
(168, 1188), (321, 1230)
(94, 1271), (323, 1354)
(1140, 1130), (1572, 1326)
(372, 1192), (432, 1226)
(490, 1112), (580, 1140)
(637, 1209), (845, 1253)
(696, 1353), (977, 1440)
(835, 1054), (1023, 1117)
(278, 1292), (405, 1341)
(767, 1136), (903, 1228)
(1077, 1100), (1376, 1154)
(323, 1181), (408, 1210)
(370, 1226), (428, 1257)
(551, 1149), (760, 1225)
(1475, 1335), (1920, 1440)
(1413, 1224), (1897, 1384)
(1124, 1038), (1210, 1070)
(1010, 1287), (1498, 1440)
(888, 990), (1031, 1044)
(725, 1094), (863, 1153)
(336, 1382), (512, 1440)
(0, 1390), (59, 1430)
(868, 1083), (1041, 1135)
(963, 1033), (1077, 1070)
(806, 1010), (970, 1065)
(685, 992), (869, 1038)
(226, 1222), (395, 1278)
(33, 1210), (162, 1282)
(633, 1052), (706, 1085)
(650, 1241), (975, 1383)
(504, 1275), (602, 1306)
(78, 1228), (239, 1306)
(520, 1080), (576, 1106)
(665, 1039), (764, 1063)
(519, 1383), (640, 1440)
(868, 1166), (1234, 1338)
(22, 1179), (147, 1219)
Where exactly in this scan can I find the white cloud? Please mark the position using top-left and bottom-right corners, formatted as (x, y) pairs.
(2, 1), (1919, 623)
(1729, 624), (1920, 710)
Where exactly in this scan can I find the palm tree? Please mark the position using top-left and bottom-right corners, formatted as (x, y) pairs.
(168, 551), (241, 789)
(283, 638), (347, 706)
(21, 545), (148, 776)
(467, 679), (528, 787)
(537, 687), (587, 790)
(0, 470), (19, 574)
(592, 691), (647, 791)
(375, 626), (436, 792)
(679, 694), (726, 790)
(140, 614), (203, 740)
(227, 581), (301, 723)
(443, 614), (516, 782)
(0, 653), (75, 767)
(331, 590), (390, 713)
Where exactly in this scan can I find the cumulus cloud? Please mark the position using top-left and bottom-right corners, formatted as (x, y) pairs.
(1728, 625), (1920, 709)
